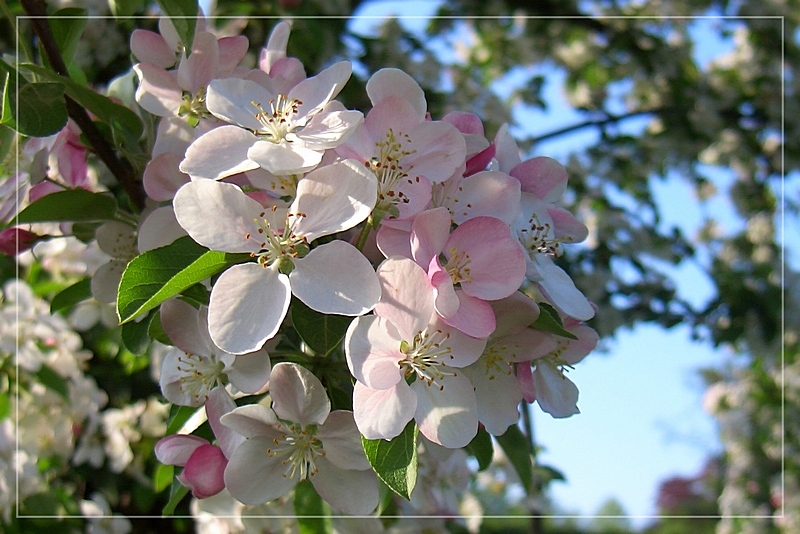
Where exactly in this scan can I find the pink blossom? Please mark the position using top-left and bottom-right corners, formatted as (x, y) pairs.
(0, 227), (42, 256)
(345, 257), (486, 448)
(155, 387), (243, 499)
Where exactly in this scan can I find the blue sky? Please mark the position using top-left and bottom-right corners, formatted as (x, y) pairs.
(347, 4), (792, 528)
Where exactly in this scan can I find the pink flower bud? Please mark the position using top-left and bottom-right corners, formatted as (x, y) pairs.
(0, 227), (42, 256)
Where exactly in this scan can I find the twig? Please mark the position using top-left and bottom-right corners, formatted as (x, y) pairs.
(532, 108), (665, 145)
(19, 0), (145, 210)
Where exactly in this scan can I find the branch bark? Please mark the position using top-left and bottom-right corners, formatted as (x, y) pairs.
(19, 0), (145, 210)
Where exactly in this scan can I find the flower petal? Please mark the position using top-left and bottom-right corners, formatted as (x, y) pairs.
(534, 257), (594, 322)
(344, 315), (403, 390)
(247, 140), (322, 176)
(412, 373), (478, 448)
(180, 444), (227, 499)
(366, 68), (426, 119)
(205, 387), (244, 460)
(409, 207), (451, 269)
(462, 363), (522, 436)
(208, 264), (291, 354)
(352, 381), (416, 441)
(180, 125), (260, 181)
(131, 30), (176, 68)
(531, 363), (580, 418)
(224, 436), (298, 505)
(374, 257), (433, 340)
(173, 179), (261, 253)
(226, 350), (272, 395)
(312, 457), (379, 515)
(206, 78), (272, 130)
(316, 411), (371, 471)
(438, 290), (496, 339)
(510, 156), (567, 203)
(155, 434), (209, 466)
(137, 206), (186, 252)
(269, 362), (330, 426)
(290, 160), (377, 241)
(133, 63), (181, 117)
(220, 403), (278, 438)
(290, 240), (381, 316)
(448, 171), (521, 226)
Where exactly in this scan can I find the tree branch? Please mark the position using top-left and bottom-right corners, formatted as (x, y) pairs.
(20, 0), (145, 210)
(531, 108), (665, 145)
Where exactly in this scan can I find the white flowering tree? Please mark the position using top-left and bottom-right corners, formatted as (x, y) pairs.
(0, 1), (795, 533)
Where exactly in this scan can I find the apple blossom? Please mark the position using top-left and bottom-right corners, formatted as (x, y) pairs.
(517, 316), (599, 418)
(221, 362), (379, 514)
(345, 257), (486, 448)
(158, 299), (271, 406)
(180, 61), (362, 179)
(173, 158), (380, 354)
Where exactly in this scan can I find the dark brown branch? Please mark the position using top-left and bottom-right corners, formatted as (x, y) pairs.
(20, 0), (145, 210)
(532, 108), (665, 145)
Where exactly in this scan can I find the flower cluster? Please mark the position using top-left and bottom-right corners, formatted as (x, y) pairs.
(1, 16), (599, 526)
(129, 20), (599, 514)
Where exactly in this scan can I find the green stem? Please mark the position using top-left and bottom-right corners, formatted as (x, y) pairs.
(354, 213), (375, 252)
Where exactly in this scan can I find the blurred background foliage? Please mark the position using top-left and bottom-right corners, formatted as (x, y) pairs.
(0, 0), (796, 532)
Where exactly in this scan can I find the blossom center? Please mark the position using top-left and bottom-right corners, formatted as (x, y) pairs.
(517, 214), (564, 257)
(267, 423), (325, 481)
(366, 129), (417, 213)
(481, 343), (513, 381)
(444, 247), (472, 285)
(244, 208), (310, 273)
(176, 352), (225, 403)
(400, 329), (456, 389)
(179, 87), (211, 127)
(251, 95), (303, 142)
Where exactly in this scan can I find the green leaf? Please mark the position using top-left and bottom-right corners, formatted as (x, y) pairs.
(153, 463), (174, 493)
(50, 278), (92, 314)
(121, 310), (156, 355)
(290, 299), (352, 355)
(34, 364), (69, 399)
(13, 82), (68, 137)
(530, 302), (578, 340)
(465, 427), (493, 471)
(362, 421), (418, 500)
(48, 8), (88, 67)
(293, 480), (332, 534)
(496, 425), (533, 494)
(155, 0), (199, 56)
(116, 236), (248, 324)
(21, 63), (143, 140)
(0, 71), (13, 128)
(162, 479), (189, 515)
(16, 189), (117, 223)
(166, 404), (200, 435)
(109, 0), (146, 17)
(0, 392), (10, 421)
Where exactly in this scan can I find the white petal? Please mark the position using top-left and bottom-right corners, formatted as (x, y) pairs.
(246, 140), (322, 176)
(532, 364), (580, 418)
(461, 364), (522, 437)
(290, 240), (381, 316)
(206, 78), (272, 130)
(224, 436), (297, 504)
(290, 160), (377, 241)
(173, 179), (261, 253)
(352, 381), (416, 441)
(180, 125), (260, 181)
(219, 403), (278, 438)
(412, 373), (478, 448)
(205, 387), (244, 460)
(374, 257), (433, 340)
(160, 299), (209, 354)
(297, 109), (363, 150)
(208, 264), (291, 354)
(534, 257), (595, 322)
(226, 350), (271, 394)
(289, 61), (352, 120)
(137, 206), (186, 252)
(316, 411), (370, 471)
(344, 315), (403, 390)
(269, 362), (330, 426)
(312, 457), (379, 515)
(366, 68), (426, 119)
(91, 260), (125, 304)
(133, 63), (181, 117)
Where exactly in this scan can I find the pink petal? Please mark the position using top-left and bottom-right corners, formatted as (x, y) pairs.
(143, 152), (188, 202)
(548, 205), (589, 243)
(439, 290), (496, 339)
(410, 207), (451, 269)
(366, 68), (426, 119)
(405, 121), (466, 184)
(445, 217), (526, 301)
(155, 434), (208, 466)
(180, 444), (227, 498)
(375, 225), (412, 260)
(178, 31), (219, 94)
(205, 387), (244, 459)
(344, 316), (404, 390)
(130, 30), (176, 68)
(217, 35), (249, 76)
(510, 156), (568, 203)
(133, 63), (182, 117)
(449, 170), (521, 226)
(374, 257), (434, 340)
